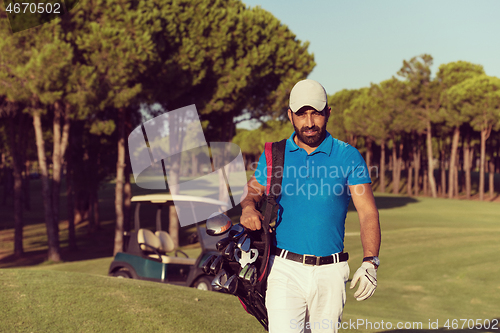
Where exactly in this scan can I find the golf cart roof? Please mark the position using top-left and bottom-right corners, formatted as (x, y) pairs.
(131, 194), (230, 207)
(130, 193), (230, 251)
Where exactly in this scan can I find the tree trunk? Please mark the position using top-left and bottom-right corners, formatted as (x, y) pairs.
(479, 125), (492, 201)
(426, 120), (437, 198)
(51, 103), (62, 247)
(413, 135), (420, 196)
(380, 140), (386, 193)
(397, 141), (403, 194)
(365, 137), (372, 170)
(66, 150), (77, 251)
(349, 134), (358, 148)
(23, 160), (31, 211)
(19, 113), (31, 212)
(439, 147), (446, 197)
(114, 108), (126, 255)
(488, 159), (495, 200)
(33, 110), (61, 262)
(1, 153), (6, 206)
(123, 112), (132, 233)
(166, 110), (187, 249)
(407, 153), (413, 196)
(489, 144), (495, 200)
(464, 131), (471, 199)
(8, 116), (24, 257)
(89, 190), (99, 233)
(168, 156), (181, 248)
(123, 158), (132, 233)
(423, 168), (428, 196)
(391, 138), (398, 194)
(448, 127), (460, 198)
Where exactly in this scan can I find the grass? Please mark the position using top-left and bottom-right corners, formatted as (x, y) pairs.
(0, 269), (264, 333)
(1, 176), (500, 332)
(343, 194), (500, 332)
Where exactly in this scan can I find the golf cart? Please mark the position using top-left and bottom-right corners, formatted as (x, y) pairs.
(108, 194), (230, 290)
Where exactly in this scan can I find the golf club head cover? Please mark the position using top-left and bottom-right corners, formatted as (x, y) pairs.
(350, 262), (377, 301)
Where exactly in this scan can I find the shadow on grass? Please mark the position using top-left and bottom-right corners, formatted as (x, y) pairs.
(0, 221), (115, 268)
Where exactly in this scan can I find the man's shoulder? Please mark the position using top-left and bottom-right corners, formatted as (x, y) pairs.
(331, 137), (359, 155)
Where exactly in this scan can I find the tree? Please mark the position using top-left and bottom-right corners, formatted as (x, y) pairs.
(0, 21), (73, 261)
(58, 0), (160, 254)
(372, 78), (407, 195)
(437, 61), (485, 198)
(398, 54), (439, 198)
(447, 75), (500, 200)
(328, 89), (362, 145)
(137, 0), (314, 246)
(345, 86), (391, 192)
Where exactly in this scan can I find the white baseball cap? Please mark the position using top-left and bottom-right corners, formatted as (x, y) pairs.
(289, 79), (327, 113)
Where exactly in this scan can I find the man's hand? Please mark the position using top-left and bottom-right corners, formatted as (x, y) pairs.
(239, 175), (265, 230)
(240, 206), (263, 231)
(350, 262), (377, 301)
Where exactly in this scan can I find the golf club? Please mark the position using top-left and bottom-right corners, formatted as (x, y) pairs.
(210, 255), (224, 275)
(201, 254), (217, 274)
(215, 236), (232, 252)
(237, 234), (251, 252)
(206, 212), (232, 236)
(239, 264), (250, 279)
(228, 224), (245, 239)
(244, 264), (257, 286)
(223, 241), (236, 261)
(211, 269), (228, 291)
(223, 275), (239, 294)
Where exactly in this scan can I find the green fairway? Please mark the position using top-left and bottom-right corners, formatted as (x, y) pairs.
(1, 193), (499, 332)
(343, 194), (500, 332)
(0, 269), (265, 333)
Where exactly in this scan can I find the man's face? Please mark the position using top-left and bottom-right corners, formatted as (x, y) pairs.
(288, 106), (330, 147)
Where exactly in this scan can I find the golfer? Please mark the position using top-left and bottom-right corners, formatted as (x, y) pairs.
(240, 79), (381, 332)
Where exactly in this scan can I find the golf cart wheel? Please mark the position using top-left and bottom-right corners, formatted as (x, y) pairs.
(194, 276), (213, 291)
(113, 269), (132, 279)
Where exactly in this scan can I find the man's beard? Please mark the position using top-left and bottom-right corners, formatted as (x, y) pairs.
(293, 122), (327, 147)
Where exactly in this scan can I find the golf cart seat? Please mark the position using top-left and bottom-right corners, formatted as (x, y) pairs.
(155, 230), (175, 253)
(137, 229), (196, 265)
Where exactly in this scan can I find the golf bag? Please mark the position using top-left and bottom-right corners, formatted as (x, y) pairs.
(237, 139), (286, 329)
(203, 139), (286, 332)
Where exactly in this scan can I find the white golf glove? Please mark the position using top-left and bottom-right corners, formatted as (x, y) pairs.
(350, 262), (377, 301)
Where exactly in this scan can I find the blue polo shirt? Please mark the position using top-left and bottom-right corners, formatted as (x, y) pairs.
(254, 132), (371, 256)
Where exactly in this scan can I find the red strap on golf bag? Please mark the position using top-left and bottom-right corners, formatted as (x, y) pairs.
(258, 139), (286, 283)
(265, 142), (273, 196)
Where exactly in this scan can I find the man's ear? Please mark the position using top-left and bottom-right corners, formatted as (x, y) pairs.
(325, 107), (331, 121)
(288, 109), (293, 124)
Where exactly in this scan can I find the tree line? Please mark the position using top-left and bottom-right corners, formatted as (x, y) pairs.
(0, 0), (314, 261)
(235, 55), (500, 202)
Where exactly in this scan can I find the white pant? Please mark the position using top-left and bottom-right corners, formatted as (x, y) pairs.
(265, 255), (350, 333)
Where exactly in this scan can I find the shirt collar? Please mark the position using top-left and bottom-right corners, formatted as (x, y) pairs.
(287, 131), (333, 156)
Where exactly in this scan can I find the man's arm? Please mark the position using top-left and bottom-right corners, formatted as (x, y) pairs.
(239, 175), (266, 230)
(348, 183), (380, 301)
(348, 183), (380, 258)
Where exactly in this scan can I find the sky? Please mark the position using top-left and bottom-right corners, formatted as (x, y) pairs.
(241, 0), (500, 96)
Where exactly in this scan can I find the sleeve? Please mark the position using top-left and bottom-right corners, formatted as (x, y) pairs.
(346, 148), (372, 186)
(253, 151), (268, 187)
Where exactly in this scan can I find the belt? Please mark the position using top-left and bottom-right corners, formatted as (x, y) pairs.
(274, 248), (349, 266)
